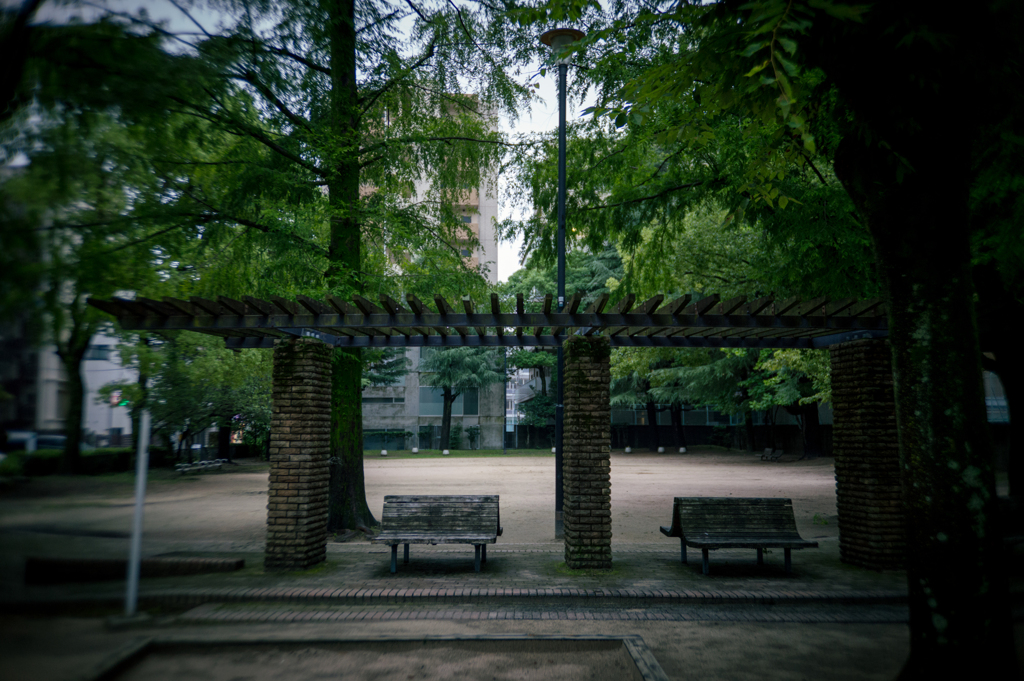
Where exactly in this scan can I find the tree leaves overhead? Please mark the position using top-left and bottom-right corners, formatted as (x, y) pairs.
(500, 0), (877, 303)
(5, 0), (545, 303)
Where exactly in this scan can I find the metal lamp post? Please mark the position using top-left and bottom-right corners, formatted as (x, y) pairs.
(540, 27), (585, 539)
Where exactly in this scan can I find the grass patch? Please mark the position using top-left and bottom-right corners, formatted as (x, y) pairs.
(364, 448), (554, 459)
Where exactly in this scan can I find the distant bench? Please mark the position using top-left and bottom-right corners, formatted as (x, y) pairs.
(175, 459), (227, 474)
(659, 497), (818, 574)
(372, 495), (502, 573)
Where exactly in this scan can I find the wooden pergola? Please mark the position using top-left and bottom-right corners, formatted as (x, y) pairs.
(88, 291), (898, 573)
(87, 291), (888, 349)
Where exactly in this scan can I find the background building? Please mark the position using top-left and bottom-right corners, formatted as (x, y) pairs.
(360, 176), (505, 450)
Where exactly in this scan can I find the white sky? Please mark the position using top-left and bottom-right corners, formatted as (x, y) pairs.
(19, 0), (596, 281)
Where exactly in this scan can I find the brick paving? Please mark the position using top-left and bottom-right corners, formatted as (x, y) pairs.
(2, 540), (911, 629)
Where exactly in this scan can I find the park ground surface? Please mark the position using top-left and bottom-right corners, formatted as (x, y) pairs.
(1, 446), (1022, 680)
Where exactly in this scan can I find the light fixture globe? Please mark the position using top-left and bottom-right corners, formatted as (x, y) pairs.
(540, 28), (585, 63)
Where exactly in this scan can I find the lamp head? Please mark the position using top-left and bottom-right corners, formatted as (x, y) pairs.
(540, 28), (586, 64)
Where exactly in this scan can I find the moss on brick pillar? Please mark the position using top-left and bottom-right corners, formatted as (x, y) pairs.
(830, 338), (905, 569)
(265, 337), (332, 571)
(563, 335), (612, 570)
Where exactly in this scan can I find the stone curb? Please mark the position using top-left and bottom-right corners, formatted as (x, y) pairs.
(174, 603), (912, 625)
(0, 586), (908, 612)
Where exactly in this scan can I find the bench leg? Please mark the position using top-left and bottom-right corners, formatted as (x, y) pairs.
(474, 545), (482, 572)
(785, 548), (792, 574)
(404, 543), (409, 564)
(757, 548), (763, 565)
(391, 545), (398, 574)
(702, 548), (710, 575)
(681, 541), (687, 564)
(481, 544), (487, 564)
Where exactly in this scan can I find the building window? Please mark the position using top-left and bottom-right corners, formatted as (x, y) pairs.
(461, 215), (472, 223)
(460, 248), (471, 257)
(362, 397), (405, 404)
(419, 387), (478, 416)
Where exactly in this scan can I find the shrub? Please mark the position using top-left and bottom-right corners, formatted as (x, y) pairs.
(449, 423), (463, 450)
(22, 449), (62, 476)
(466, 425), (481, 450)
(0, 454), (24, 477)
(710, 424), (732, 449)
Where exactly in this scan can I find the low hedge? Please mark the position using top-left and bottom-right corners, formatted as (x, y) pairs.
(7, 447), (179, 476)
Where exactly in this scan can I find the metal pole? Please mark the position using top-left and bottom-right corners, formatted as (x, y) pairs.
(125, 410), (151, 616)
(503, 349), (508, 456)
(554, 60), (568, 539)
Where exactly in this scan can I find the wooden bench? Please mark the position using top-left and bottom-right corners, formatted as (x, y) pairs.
(760, 448), (782, 461)
(174, 459), (226, 474)
(659, 497), (818, 574)
(372, 495), (502, 573)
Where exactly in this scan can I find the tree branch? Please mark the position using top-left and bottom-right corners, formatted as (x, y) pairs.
(100, 223), (185, 255)
(167, 0), (212, 38)
(447, 0), (485, 54)
(359, 38), (436, 115)
(358, 9), (402, 34)
(403, 0), (430, 23)
(235, 69), (312, 131)
(266, 45), (331, 76)
(361, 134), (528, 156)
(581, 181), (707, 211)
(172, 92), (327, 178)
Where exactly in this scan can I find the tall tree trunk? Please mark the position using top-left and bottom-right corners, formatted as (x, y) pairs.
(645, 400), (659, 450)
(325, 0), (376, 532)
(835, 133), (1015, 676)
(327, 348), (373, 531)
(218, 425), (232, 462)
(792, 403), (822, 459)
(744, 410), (755, 452)
(57, 345), (87, 474)
(440, 387), (455, 449)
(56, 297), (92, 475)
(670, 403), (686, 449)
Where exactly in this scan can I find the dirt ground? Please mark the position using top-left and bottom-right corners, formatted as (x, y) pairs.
(0, 448), (840, 549)
(116, 640), (645, 681)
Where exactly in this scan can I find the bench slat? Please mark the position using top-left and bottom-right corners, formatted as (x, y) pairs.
(373, 495), (502, 573)
(661, 496), (817, 574)
(385, 497), (499, 501)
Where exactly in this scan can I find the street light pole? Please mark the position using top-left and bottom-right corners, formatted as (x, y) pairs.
(540, 27), (584, 540)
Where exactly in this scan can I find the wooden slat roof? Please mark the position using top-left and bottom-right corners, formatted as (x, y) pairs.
(87, 293), (888, 350)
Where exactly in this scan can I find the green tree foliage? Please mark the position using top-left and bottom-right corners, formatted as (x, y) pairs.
(100, 332), (272, 460)
(509, 349), (555, 396)
(4, 0), (542, 530)
(419, 347), (505, 450)
(362, 348), (411, 388)
(512, 0), (1021, 671)
(497, 243), (624, 310)
(1, 111), (169, 472)
(508, 348), (556, 447)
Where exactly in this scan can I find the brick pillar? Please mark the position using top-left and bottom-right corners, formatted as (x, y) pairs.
(562, 336), (612, 569)
(830, 338), (905, 569)
(265, 338), (332, 571)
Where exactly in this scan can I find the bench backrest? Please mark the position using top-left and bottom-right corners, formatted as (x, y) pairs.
(382, 495), (500, 535)
(670, 497), (800, 538)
